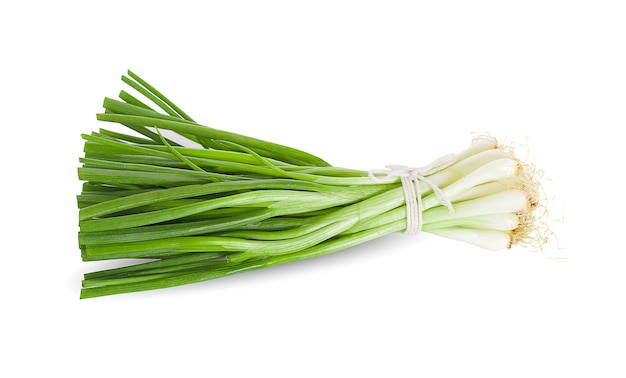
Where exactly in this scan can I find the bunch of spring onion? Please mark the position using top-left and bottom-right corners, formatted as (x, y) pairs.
(77, 71), (543, 298)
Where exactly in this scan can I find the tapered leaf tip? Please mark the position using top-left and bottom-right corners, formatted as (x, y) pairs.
(127, 70), (139, 81)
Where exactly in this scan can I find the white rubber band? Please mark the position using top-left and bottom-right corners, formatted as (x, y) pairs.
(368, 154), (456, 234)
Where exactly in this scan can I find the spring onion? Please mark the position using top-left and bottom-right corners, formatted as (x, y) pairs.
(77, 70), (546, 299)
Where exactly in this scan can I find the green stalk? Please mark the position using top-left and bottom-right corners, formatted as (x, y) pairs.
(79, 220), (405, 299)
(96, 113), (330, 167)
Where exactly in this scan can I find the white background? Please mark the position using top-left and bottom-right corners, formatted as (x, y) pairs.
(1, 1), (624, 377)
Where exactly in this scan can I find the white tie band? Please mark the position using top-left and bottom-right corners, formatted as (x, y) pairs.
(368, 154), (457, 234)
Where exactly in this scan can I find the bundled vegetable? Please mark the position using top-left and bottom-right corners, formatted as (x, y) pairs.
(77, 71), (544, 298)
